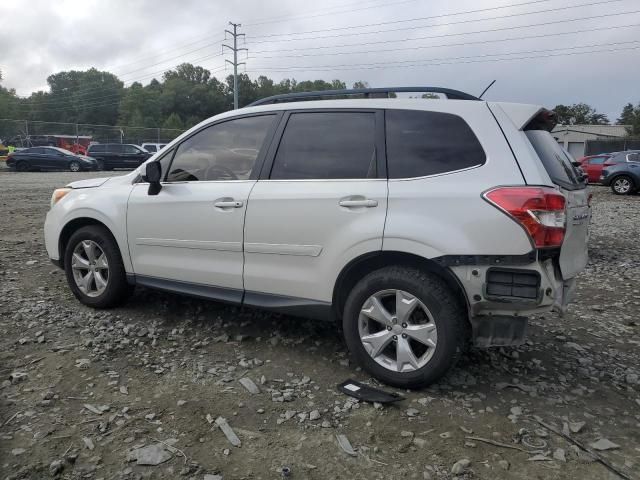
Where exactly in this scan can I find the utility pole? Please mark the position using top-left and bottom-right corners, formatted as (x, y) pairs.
(223, 22), (247, 110)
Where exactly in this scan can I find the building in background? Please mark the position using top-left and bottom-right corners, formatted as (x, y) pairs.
(552, 124), (630, 158)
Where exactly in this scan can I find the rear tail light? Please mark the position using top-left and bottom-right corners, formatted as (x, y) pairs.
(483, 186), (566, 248)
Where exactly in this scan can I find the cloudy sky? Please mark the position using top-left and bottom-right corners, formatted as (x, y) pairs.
(0, 0), (638, 120)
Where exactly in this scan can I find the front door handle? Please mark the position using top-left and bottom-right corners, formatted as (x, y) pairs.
(339, 198), (378, 208)
(214, 199), (243, 208)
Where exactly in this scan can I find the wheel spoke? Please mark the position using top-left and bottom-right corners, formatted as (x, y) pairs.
(405, 323), (437, 348)
(80, 271), (94, 293)
(82, 241), (96, 262)
(95, 253), (108, 269)
(396, 336), (419, 371)
(94, 271), (107, 291)
(395, 290), (417, 323)
(361, 295), (393, 327)
(361, 330), (394, 358)
(72, 252), (90, 269)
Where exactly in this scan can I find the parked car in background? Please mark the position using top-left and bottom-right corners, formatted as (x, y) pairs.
(141, 143), (167, 154)
(6, 147), (98, 172)
(44, 87), (590, 388)
(601, 152), (640, 194)
(578, 153), (612, 183)
(87, 144), (151, 170)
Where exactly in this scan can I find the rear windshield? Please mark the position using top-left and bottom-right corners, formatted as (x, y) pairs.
(525, 130), (585, 190)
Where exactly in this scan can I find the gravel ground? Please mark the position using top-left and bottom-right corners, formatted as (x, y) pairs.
(1, 170), (639, 480)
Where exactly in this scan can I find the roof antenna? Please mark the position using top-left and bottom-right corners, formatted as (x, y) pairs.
(478, 80), (496, 99)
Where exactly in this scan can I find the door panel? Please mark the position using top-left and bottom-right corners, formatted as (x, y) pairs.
(127, 181), (254, 293)
(243, 180), (387, 302)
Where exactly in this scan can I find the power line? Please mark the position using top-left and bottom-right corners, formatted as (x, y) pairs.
(245, 0), (627, 43)
(247, 40), (640, 72)
(249, 9), (640, 54)
(248, 22), (640, 60)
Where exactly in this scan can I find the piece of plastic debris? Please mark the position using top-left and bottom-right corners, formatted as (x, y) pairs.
(336, 434), (357, 456)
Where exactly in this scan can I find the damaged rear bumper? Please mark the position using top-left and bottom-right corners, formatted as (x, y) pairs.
(447, 256), (577, 347)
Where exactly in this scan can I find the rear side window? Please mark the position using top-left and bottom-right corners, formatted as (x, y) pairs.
(627, 152), (639, 162)
(89, 144), (105, 153)
(525, 130), (584, 190)
(109, 144), (123, 154)
(386, 110), (485, 179)
(589, 156), (607, 164)
(270, 112), (377, 180)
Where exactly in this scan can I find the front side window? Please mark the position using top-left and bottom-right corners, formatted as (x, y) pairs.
(109, 144), (123, 154)
(123, 145), (140, 154)
(145, 145), (157, 153)
(386, 109), (486, 179)
(167, 115), (275, 182)
(270, 112), (376, 180)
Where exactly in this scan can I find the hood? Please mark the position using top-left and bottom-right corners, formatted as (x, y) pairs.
(66, 177), (111, 189)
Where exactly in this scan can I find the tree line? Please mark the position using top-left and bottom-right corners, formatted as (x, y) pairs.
(1, 64), (639, 136)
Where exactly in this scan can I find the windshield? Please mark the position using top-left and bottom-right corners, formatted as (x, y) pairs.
(525, 130), (585, 190)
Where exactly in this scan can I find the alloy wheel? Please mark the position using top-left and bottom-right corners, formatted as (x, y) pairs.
(613, 177), (632, 194)
(69, 161), (81, 172)
(71, 240), (109, 297)
(358, 289), (438, 373)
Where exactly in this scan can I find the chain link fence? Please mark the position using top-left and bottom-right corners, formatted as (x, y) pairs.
(0, 119), (185, 151)
(585, 138), (640, 155)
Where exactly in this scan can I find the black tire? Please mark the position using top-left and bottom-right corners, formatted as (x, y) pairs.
(16, 160), (29, 172)
(342, 267), (467, 388)
(69, 160), (81, 172)
(96, 160), (104, 171)
(610, 175), (635, 195)
(63, 225), (133, 308)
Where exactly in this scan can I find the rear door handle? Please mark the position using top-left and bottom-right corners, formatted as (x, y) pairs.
(214, 199), (243, 208)
(339, 198), (378, 208)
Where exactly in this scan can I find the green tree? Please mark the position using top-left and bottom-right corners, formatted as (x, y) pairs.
(617, 103), (636, 125)
(162, 112), (183, 130)
(553, 103), (609, 125)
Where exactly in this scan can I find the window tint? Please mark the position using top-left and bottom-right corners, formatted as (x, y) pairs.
(627, 152), (639, 162)
(167, 115), (275, 182)
(122, 145), (140, 154)
(525, 130), (584, 190)
(145, 145), (157, 152)
(589, 156), (607, 165)
(108, 144), (123, 154)
(270, 112), (376, 180)
(386, 110), (485, 179)
(89, 144), (105, 153)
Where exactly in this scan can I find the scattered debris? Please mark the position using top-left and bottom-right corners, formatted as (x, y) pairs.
(336, 434), (357, 456)
(127, 443), (173, 466)
(590, 439), (620, 451)
(239, 377), (260, 394)
(215, 417), (241, 447)
(451, 459), (470, 475)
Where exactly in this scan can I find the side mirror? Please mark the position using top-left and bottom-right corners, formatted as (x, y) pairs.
(146, 162), (162, 196)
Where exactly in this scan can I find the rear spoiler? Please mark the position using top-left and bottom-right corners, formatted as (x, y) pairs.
(488, 103), (557, 132)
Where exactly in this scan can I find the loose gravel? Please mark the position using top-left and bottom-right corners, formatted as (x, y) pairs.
(1, 170), (639, 480)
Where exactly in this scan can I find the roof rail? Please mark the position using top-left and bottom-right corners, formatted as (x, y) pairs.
(247, 87), (480, 107)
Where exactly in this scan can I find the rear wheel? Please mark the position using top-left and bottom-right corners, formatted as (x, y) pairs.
(69, 160), (81, 172)
(342, 267), (467, 388)
(64, 225), (133, 308)
(611, 175), (635, 195)
(16, 161), (29, 172)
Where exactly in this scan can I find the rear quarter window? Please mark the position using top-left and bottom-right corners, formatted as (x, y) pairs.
(385, 109), (486, 179)
(525, 130), (585, 190)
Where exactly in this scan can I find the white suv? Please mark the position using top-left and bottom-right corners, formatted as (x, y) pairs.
(44, 87), (590, 387)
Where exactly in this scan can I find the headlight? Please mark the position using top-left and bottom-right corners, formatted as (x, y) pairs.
(50, 188), (72, 208)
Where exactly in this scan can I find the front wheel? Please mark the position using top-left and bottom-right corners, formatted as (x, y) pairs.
(69, 160), (81, 172)
(64, 225), (133, 308)
(611, 175), (635, 195)
(342, 267), (467, 388)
